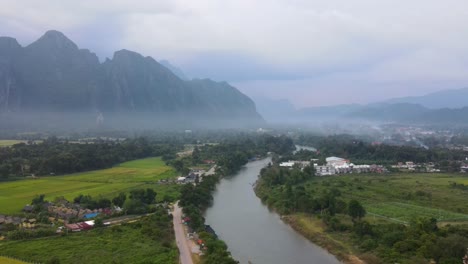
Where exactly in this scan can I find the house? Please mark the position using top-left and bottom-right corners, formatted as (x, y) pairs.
(182, 173), (198, 183)
(461, 164), (468, 173)
(326, 157), (349, 167)
(203, 160), (216, 164)
(316, 165), (336, 176)
(65, 222), (93, 232)
(177, 177), (186, 183)
(280, 161), (295, 168)
(23, 205), (34, 213)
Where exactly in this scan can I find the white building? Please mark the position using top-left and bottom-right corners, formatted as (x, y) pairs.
(279, 161), (312, 168)
(279, 161), (296, 168)
(316, 165), (336, 176)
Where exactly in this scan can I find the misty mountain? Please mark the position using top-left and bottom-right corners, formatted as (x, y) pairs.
(347, 103), (429, 121)
(0, 30), (262, 129)
(159, 60), (189, 80)
(383, 87), (468, 109)
(261, 98), (468, 125)
(252, 97), (296, 122)
(416, 107), (468, 124)
(297, 104), (362, 120)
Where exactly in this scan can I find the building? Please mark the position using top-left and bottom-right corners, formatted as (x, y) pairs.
(279, 161), (311, 169)
(461, 164), (468, 173)
(317, 157), (376, 176)
(315, 165), (336, 176)
(279, 161), (296, 168)
(65, 221), (94, 232)
(326, 157), (349, 167)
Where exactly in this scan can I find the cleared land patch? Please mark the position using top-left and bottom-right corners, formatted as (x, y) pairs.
(0, 157), (179, 214)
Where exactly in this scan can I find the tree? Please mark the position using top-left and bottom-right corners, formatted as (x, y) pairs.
(112, 192), (126, 207)
(144, 188), (157, 204)
(94, 218), (104, 228)
(348, 199), (366, 221)
(32, 194), (46, 205)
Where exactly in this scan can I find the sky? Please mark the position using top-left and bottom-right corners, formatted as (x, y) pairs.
(1, 0), (468, 107)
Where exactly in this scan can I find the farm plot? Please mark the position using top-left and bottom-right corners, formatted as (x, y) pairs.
(0, 157), (178, 214)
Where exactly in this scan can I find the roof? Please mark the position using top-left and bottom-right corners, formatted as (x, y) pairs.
(279, 162), (295, 167)
(326, 157), (346, 162)
(84, 213), (99, 219)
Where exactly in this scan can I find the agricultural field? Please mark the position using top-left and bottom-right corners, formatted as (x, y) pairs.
(0, 213), (178, 264)
(0, 140), (27, 147)
(307, 173), (468, 223)
(0, 256), (27, 264)
(0, 140), (43, 147)
(0, 157), (179, 214)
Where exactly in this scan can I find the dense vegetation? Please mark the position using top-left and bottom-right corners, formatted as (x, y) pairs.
(256, 164), (468, 264)
(0, 207), (178, 264)
(0, 137), (180, 179)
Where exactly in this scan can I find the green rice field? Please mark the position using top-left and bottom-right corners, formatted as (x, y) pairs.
(308, 173), (468, 223)
(0, 157), (179, 214)
(0, 140), (27, 147)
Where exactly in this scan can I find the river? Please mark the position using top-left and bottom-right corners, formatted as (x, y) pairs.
(204, 158), (340, 264)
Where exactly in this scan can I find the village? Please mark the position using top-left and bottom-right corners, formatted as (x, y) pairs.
(280, 156), (388, 176)
(277, 156), (468, 176)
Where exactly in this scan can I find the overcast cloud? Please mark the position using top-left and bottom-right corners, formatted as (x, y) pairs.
(1, 0), (468, 107)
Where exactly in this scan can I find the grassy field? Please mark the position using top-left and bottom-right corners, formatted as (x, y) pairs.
(0, 157), (179, 214)
(0, 256), (28, 264)
(306, 173), (468, 223)
(0, 140), (27, 147)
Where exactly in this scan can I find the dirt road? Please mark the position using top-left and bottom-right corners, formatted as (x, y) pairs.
(173, 202), (194, 264)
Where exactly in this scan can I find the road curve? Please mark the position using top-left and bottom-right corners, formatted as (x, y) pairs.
(173, 202), (194, 264)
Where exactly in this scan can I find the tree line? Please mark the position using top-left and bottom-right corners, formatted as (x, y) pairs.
(0, 137), (180, 179)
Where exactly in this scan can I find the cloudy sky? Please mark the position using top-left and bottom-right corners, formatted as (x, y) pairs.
(2, 0), (468, 107)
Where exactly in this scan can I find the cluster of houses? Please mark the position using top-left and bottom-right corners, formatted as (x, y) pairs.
(315, 157), (387, 176)
(45, 204), (113, 221)
(0, 215), (40, 233)
(280, 157), (387, 176)
(178, 169), (205, 184)
(1, 200), (123, 233)
(182, 216), (218, 254)
(391, 161), (441, 172)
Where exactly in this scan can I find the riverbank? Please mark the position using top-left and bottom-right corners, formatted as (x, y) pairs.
(255, 161), (468, 263)
(281, 214), (363, 264)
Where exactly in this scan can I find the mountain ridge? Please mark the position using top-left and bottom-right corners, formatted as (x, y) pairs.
(382, 87), (468, 109)
(0, 30), (262, 129)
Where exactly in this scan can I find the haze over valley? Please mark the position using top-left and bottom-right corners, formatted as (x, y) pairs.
(1, 2), (468, 264)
